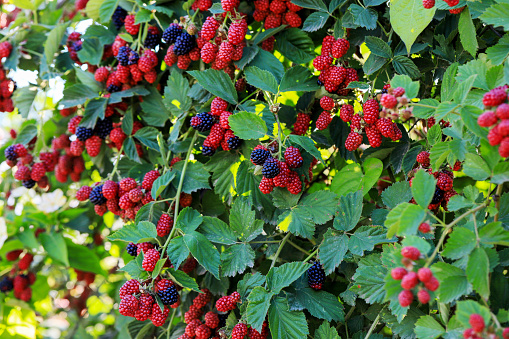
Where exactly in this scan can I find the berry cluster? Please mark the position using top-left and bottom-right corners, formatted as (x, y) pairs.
(342, 97), (402, 151)
(253, 0), (303, 29)
(190, 97), (242, 155)
(307, 261), (325, 290)
(163, 22), (199, 71)
(477, 85), (509, 157)
(0, 42), (15, 112)
(378, 85), (413, 121)
(391, 246), (439, 307)
(463, 314), (509, 339)
(0, 249), (36, 302)
(422, 0), (464, 13)
(251, 145), (310, 195)
(313, 36), (359, 95)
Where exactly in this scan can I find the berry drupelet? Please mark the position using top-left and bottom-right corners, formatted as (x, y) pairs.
(308, 261), (325, 290)
(94, 118), (113, 139)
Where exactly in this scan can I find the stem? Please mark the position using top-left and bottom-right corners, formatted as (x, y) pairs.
(275, 112), (283, 160)
(166, 308), (177, 339)
(108, 144), (124, 180)
(287, 240), (311, 256)
(161, 132), (198, 254)
(364, 313), (380, 339)
(494, 184), (504, 222)
(304, 249), (318, 262)
(270, 233), (291, 269)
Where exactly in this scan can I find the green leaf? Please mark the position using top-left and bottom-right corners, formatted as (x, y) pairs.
(294, 287), (344, 322)
(434, 101), (457, 121)
(140, 86), (170, 127)
(466, 247), (490, 299)
(99, 0), (119, 22)
(287, 0), (327, 11)
(480, 2), (509, 31)
(13, 0), (35, 10)
(382, 180), (412, 209)
(427, 124), (442, 146)
(172, 161), (211, 193)
(365, 36), (392, 58)
(77, 38), (103, 65)
(245, 66), (279, 94)
(363, 53), (387, 75)
(455, 300), (491, 328)
(302, 12), (329, 32)
(446, 195), (475, 212)
(166, 267), (201, 292)
(453, 74), (477, 104)
(479, 222), (509, 246)
(297, 191), (337, 225)
(228, 112), (268, 140)
(390, 0), (436, 53)
(431, 262), (471, 303)
(75, 67), (103, 93)
(456, 57), (490, 91)
(268, 297), (309, 339)
(175, 207), (203, 234)
(267, 262), (311, 294)
(345, 81), (370, 90)
(351, 253), (386, 303)
(414, 315), (446, 339)
(315, 321), (340, 339)
(413, 99), (439, 118)
(247, 287), (274, 332)
(278, 209), (314, 239)
(188, 69), (238, 104)
(12, 87), (38, 118)
(492, 162), (509, 184)
(204, 152), (239, 201)
(67, 241), (105, 275)
(166, 237), (189, 269)
(134, 127), (160, 151)
(288, 135), (324, 163)
(82, 24), (116, 45)
(108, 222), (158, 243)
(393, 55), (420, 79)
(164, 71), (192, 115)
(275, 28), (315, 64)
(44, 23), (68, 65)
(221, 243), (255, 277)
(442, 227), (477, 260)
(229, 197), (264, 242)
(333, 190), (363, 231)
(459, 8), (478, 57)
(386, 203), (426, 238)
(134, 8), (151, 24)
(487, 34), (509, 66)
(253, 26), (288, 45)
(279, 66), (320, 92)
(108, 86), (150, 104)
(60, 83), (98, 107)
(390, 74), (420, 99)
(183, 231), (221, 279)
(124, 137), (141, 163)
(411, 169), (436, 209)
(238, 272), (266, 299)
(362, 157), (383, 195)
(349, 226), (394, 255)
(463, 153), (491, 181)
(248, 49), (285, 82)
(318, 229), (349, 275)
(79, 97), (108, 128)
(330, 163), (363, 197)
(348, 4), (378, 30)
(442, 63), (458, 102)
(119, 259), (147, 280)
(40, 232), (69, 266)
(200, 217), (237, 245)
(15, 125), (38, 146)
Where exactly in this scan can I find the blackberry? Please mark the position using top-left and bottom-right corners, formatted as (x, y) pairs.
(381, 88), (388, 94)
(218, 311), (230, 328)
(89, 185), (107, 205)
(250, 147), (270, 165)
(126, 243), (138, 256)
(157, 284), (179, 305)
(73, 41), (82, 52)
(0, 277), (13, 292)
(190, 112), (215, 131)
(317, 79), (324, 86)
(308, 261), (325, 290)
(94, 118), (113, 139)
(227, 135), (241, 149)
(117, 46), (130, 66)
(5, 145), (17, 161)
(262, 157), (280, 178)
(202, 146), (216, 156)
(144, 29), (161, 49)
(431, 187), (444, 204)
(23, 179), (36, 189)
(173, 32), (196, 56)
(128, 50), (139, 65)
(162, 23), (183, 44)
(112, 6), (127, 30)
(76, 126), (93, 141)
(107, 84), (121, 93)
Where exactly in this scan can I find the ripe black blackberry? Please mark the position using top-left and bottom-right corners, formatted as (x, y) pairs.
(0, 277), (13, 292)
(190, 112), (215, 131)
(173, 32), (196, 56)
(112, 6), (127, 30)
(5, 145), (17, 161)
(89, 185), (107, 205)
(126, 243), (138, 256)
(76, 126), (93, 141)
(250, 147), (270, 165)
(23, 179), (36, 189)
(128, 50), (139, 65)
(308, 261), (325, 290)
(94, 118), (113, 139)
(144, 29), (161, 49)
(162, 24), (183, 44)
(227, 135), (241, 149)
(72, 41), (82, 52)
(431, 187), (444, 204)
(116, 46), (130, 66)
(262, 157), (280, 179)
(317, 79), (324, 86)
(218, 311), (230, 328)
(157, 284), (179, 305)
(107, 84), (121, 93)
(202, 146), (216, 156)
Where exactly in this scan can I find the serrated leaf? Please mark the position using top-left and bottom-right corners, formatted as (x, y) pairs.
(463, 153), (491, 181)
(390, 74), (420, 99)
(80, 97), (108, 128)
(245, 66), (279, 94)
(151, 170), (175, 199)
(230, 196), (264, 242)
(238, 272), (266, 299)
(390, 0), (436, 53)
(134, 8), (151, 24)
(414, 315), (446, 339)
(487, 34), (509, 66)
(164, 71), (191, 115)
(278, 209), (315, 238)
(315, 321), (340, 339)
(15, 125), (38, 146)
(229, 111), (268, 140)
(109, 86), (150, 104)
(60, 84), (98, 108)
(40, 233), (69, 266)
(99, 0), (119, 23)
(108, 222), (158, 243)
(183, 231), (221, 279)
(442, 227), (476, 259)
(363, 53), (387, 74)
(287, 0), (327, 11)
(330, 163), (363, 197)
(413, 99), (439, 118)
(333, 190), (363, 231)
(166, 237), (189, 269)
(302, 12), (329, 32)
(44, 24), (68, 65)
(221, 243), (255, 277)
(268, 298), (309, 339)
(431, 262), (471, 303)
(386, 203), (426, 238)
(453, 74), (477, 104)
(288, 134), (324, 163)
(188, 69), (238, 104)
(267, 262), (311, 294)
(124, 137), (141, 163)
(294, 287), (344, 322)
(466, 247), (490, 299)
(430, 142), (451, 171)
(172, 161), (211, 193)
(279, 66), (319, 92)
(175, 207), (203, 234)
(318, 229), (349, 275)
(351, 253), (386, 303)
(349, 4), (378, 30)
(411, 169), (436, 209)
(362, 157), (384, 195)
(381, 181), (412, 209)
(479, 222), (509, 246)
(247, 287), (274, 332)
(297, 190), (337, 225)
(200, 217), (237, 245)
(480, 2), (509, 31)
(365, 36), (393, 58)
(166, 267), (201, 292)
(458, 8), (478, 57)
(393, 55), (420, 78)
(349, 226), (394, 255)
(275, 28), (315, 64)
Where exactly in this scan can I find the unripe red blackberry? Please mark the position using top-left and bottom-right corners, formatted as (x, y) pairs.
(418, 222), (431, 233)
(85, 135), (102, 157)
(135, 294), (154, 321)
(331, 38), (349, 58)
(417, 267), (432, 283)
(313, 55), (333, 71)
(94, 67), (109, 82)
(124, 15), (140, 35)
(119, 279), (140, 299)
(469, 314), (485, 333)
(185, 319), (202, 337)
(119, 177), (137, 191)
(391, 267), (408, 280)
(119, 294), (139, 317)
(340, 104), (354, 122)
(259, 177), (274, 194)
(287, 171), (302, 194)
(141, 170), (160, 191)
(316, 111), (333, 130)
(401, 271), (419, 290)
(320, 96), (335, 111)
(380, 94), (397, 109)
(496, 103), (509, 119)
(157, 214), (173, 237)
(398, 290), (413, 307)
(232, 323), (248, 339)
(18, 253), (33, 270)
(151, 303), (170, 326)
(273, 162), (291, 187)
(142, 249), (160, 272)
(422, 0), (435, 8)
(417, 289), (430, 304)
(284, 146), (303, 168)
(365, 124), (382, 148)
(102, 180), (118, 199)
(483, 88), (507, 107)
(195, 324), (211, 339)
(401, 246), (421, 260)
(363, 99), (380, 124)
(76, 186), (93, 201)
(228, 19), (248, 45)
(284, 11), (302, 28)
(423, 276), (439, 291)
(204, 312), (220, 328)
(345, 131), (363, 151)
(416, 151), (430, 168)
(265, 13), (282, 29)
(436, 172), (453, 191)
(488, 126), (503, 146)
(185, 305), (203, 323)
(293, 113), (310, 135)
(6, 250), (23, 261)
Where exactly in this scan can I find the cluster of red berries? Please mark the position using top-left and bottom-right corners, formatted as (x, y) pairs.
(378, 85), (413, 121)
(190, 97), (242, 155)
(422, 0), (464, 13)
(463, 314), (509, 339)
(391, 246), (439, 307)
(477, 85), (509, 157)
(251, 145), (313, 195)
(0, 42), (15, 112)
(413, 151), (458, 211)
(118, 278), (179, 326)
(342, 97), (402, 151)
(181, 289), (220, 339)
(316, 96), (335, 130)
(313, 36), (359, 95)
(0, 250), (36, 302)
(253, 0), (303, 29)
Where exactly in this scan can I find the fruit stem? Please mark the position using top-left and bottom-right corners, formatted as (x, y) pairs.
(287, 239), (311, 256)
(304, 248), (318, 262)
(364, 313), (380, 339)
(161, 131), (198, 255)
(108, 144), (124, 180)
(270, 232), (291, 269)
(166, 307), (177, 339)
(494, 183), (503, 222)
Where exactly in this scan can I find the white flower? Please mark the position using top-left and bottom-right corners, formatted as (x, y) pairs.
(0, 217), (7, 249)
(32, 189), (67, 213)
